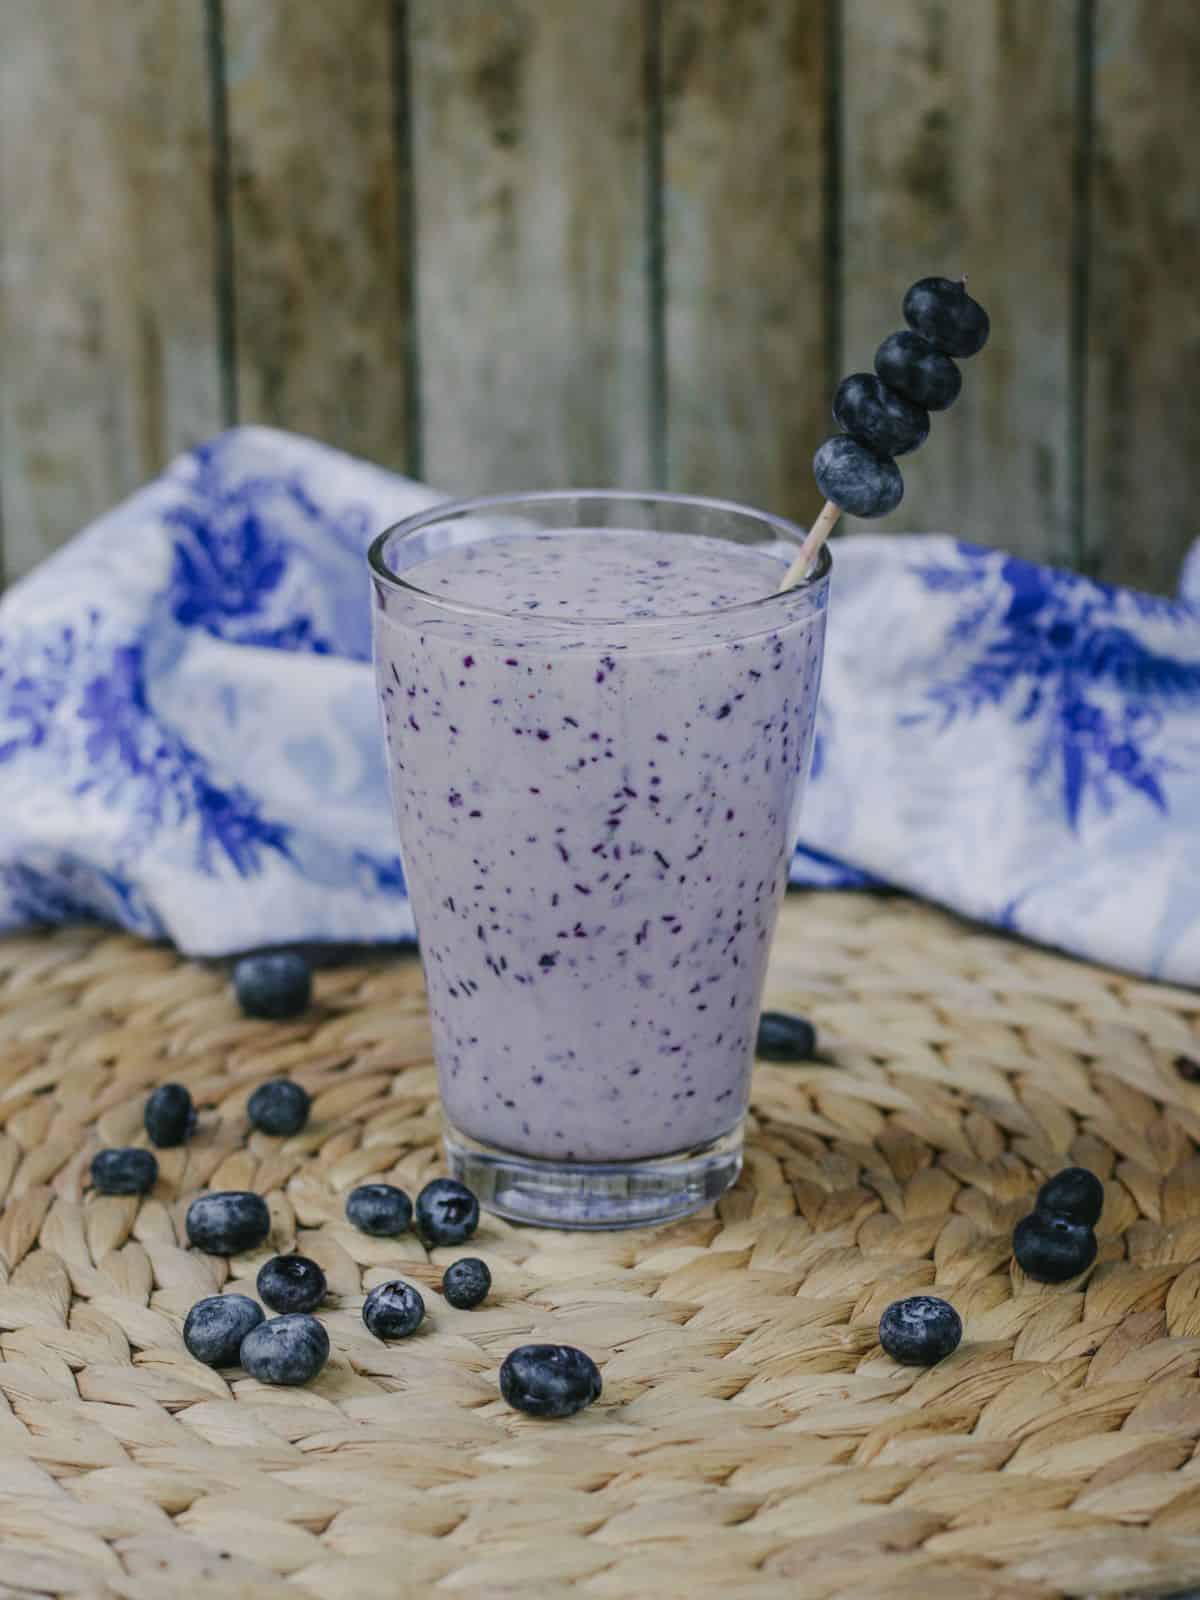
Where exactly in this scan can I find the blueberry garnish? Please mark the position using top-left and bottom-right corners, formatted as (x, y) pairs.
(90, 1147), (158, 1196)
(442, 1257), (492, 1309)
(833, 372), (930, 457)
(185, 1190), (271, 1256)
(1034, 1166), (1104, 1228)
(902, 275), (990, 358)
(362, 1280), (425, 1340)
(1013, 1212), (1098, 1283)
(233, 952), (312, 1020)
(874, 330), (962, 411)
(257, 1254), (327, 1314)
(415, 1178), (480, 1247)
(878, 1295), (962, 1366)
(345, 1183), (413, 1237)
(239, 1313), (330, 1385)
(247, 1079), (311, 1137)
(183, 1293), (264, 1366)
(143, 1083), (197, 1148)
(756, 1011), (817, 1062)
(813, 435), (903, 519)
(499, 1344), (602, 1419)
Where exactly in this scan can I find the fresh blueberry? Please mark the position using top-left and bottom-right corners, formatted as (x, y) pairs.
(239, 1313), (329, 1385)
(143, 1083), (196, 1148)
(878, 1295), (963, 1366)
(875, 331), (962, 411)
(415, 1178), (480, 1247)
(362, 1279), (425, 1340)
(183, 1293), (264, 1366)
(813, 435), (903, 519)
(1035, 1167), (1104, 1228)
(902, 275), (990, 358)
(756, 1011), (817, 1062)
(247, 1079), (311, 1137)
(833, 372), (930, 457)
(442, 1257), (491, 1309)
(257, 1254), (327, 1314)
(90, 1147), (158, 1196)
(186, 1190), (271, 1255)
(1013, 1212), (1098, 1283)
(233, 952), (312, 1020)
(499, 1344), (602, 1419)
(345, 1183), (413, 1237)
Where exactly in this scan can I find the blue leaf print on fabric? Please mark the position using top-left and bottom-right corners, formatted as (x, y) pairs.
(910, 544), (1200, 829)
(70, 641), (292, 878)
(162, 437), (374, 656)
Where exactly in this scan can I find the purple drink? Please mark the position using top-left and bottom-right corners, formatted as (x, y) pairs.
(370, 494), (830, 1227)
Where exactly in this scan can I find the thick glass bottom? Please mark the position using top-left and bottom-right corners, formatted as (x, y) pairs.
(444, 1121), (743, 1231)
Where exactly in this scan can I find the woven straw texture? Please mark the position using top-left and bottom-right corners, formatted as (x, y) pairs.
(0, 891), (1199, 1600)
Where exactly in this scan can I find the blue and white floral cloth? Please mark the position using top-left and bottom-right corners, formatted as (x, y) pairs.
(1, 426), (1198, 983)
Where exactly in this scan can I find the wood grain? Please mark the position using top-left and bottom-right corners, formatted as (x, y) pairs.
(409, 0), (652, 495)
(840, 0), (1078, 562)
(661, 0), (831, 520)
(0, 1), (222, 581)
(223, 0), (413, 472)
(1087, 1), (1200, 591)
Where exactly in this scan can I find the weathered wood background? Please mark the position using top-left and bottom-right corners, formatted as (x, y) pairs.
(1, 0), (1197, 591)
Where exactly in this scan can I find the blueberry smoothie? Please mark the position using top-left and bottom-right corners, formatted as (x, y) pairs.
(372, 524), (828, 1168)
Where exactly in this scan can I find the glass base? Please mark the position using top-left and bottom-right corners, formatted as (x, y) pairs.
(444, 1122), (743, 1231)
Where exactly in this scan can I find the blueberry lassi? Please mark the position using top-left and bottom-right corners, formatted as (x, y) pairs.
(373, 521), (828, 1175)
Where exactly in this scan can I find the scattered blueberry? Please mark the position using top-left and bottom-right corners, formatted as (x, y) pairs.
(233, 952), (312, 1021)
(239, 1313), (330, 1385)
(1013, 1212), (1098, 1283)
(90, 1147), (158, 1196)
(499, 1344), (602, 1419)
(415, 1178), (480, 1247)
(1035, 1167), (1104, 1228)
(874, 330), (962, 411)
(257, 1254), (327, 1314)
(183, 1293), (264, 1366)
(902, 275), (990, 359)
(186, 1190), (271, 1256)
(878, 1295), (963, 1366)
(143, 1083), (197, 1148)
(756, 1010), (817, 1063)
(833, 372), (930, 457)
(247, 1079), (311, 1137)
(813, 435), (904, 518)
(362, 1279), (425, 1340)
(345, 1183), (413, 1237)
(442, 1257), (491, 1309)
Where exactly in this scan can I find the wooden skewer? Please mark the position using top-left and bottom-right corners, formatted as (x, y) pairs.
(778, 499), (841, 591)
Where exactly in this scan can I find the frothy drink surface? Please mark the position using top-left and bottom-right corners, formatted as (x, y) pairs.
(376, 531), (825, 1161)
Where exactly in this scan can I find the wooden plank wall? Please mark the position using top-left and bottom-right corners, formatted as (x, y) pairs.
(1, 1), (1197, 592)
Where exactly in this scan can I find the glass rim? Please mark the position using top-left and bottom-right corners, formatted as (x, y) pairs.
(367, 488), (832, 630)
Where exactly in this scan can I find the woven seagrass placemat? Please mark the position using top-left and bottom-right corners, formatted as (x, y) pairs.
(0, 891), (1199, 1600)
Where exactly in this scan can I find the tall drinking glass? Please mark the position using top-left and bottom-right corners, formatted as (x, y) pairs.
(369, 492), (830, 1227)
